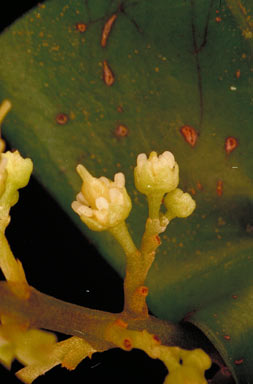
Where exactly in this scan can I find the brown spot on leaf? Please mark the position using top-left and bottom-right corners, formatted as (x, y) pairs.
(236, 69), (241, 79)
(56, 113), (69, 125)
(117, 105), (124, 113)
(103, 60), (115, 86)
(216, 180), (223, 196)
(76, 22), (87, 33)
(225, 136), (238, 154)
(197, 181), (203, 191)
(115, 124), (128, 137)
(180, 125), (198, 147)
(188, 187), (196, 195)
(101, 14), (117, 47)
(224, 335), (231, 341)
(232, 294), (238, 299)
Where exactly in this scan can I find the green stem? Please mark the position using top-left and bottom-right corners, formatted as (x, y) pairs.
(0, 281), (210, 353)
(0, 231), (27, 285)
(109, 221), (137, 257)
(147, 192), (164, 219)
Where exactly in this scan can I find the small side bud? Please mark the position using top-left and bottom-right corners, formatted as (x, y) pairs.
(0, 100), (12, 126)
(164, 188), (196, 221)
(0, 151), (33, 208)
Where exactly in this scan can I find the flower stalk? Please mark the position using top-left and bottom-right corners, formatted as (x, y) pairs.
(73, 150), (196, 320)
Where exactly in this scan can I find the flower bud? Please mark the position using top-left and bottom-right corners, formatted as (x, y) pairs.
(0, 151), (33, 208)
(164, 188), (196, 220)
(134, 151), (179, 195)
(72, 165), (132, 231)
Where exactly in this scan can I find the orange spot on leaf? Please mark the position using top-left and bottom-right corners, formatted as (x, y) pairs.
(224, 335), (231, 341)
(103, 60), (115, 86)
(216, 16), (222, 23)
(197, 181), (204, 191)
(180, 125), (198, 147)
(117, 105), (124, 113)
(115, 124), (128, 137)
(236, 69), (241, 79)
(56, 113), (69, 125)
(225, 136), (238, 154)
(216, 180), (223, 196)
(76, 22), (87, 33)
(101, 14), (117, 47)
(188, 188), (196, 196)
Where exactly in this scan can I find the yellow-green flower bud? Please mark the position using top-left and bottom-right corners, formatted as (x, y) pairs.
(134, 151), (179, 196)
(164, 188), (196, 220)
(72, 165), (132, 231)
(0, 151), (33, 208)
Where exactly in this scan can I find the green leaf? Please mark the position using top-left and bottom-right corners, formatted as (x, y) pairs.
(0, 0), (252, 382)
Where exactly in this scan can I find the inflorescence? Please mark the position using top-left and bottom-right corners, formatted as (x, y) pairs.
(0, 100), (211, 384)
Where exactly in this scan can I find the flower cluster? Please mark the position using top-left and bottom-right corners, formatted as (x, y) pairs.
(0, 131), (211, 384)
(134, 150), (195, 221)
(72, 164), (132, 231)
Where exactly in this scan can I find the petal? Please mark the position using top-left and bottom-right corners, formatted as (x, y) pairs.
(160, 151), (175, 169)
(109, 188), (124, 204)
(95, 197), (109, 210)
(76, 192), (89, 205)
(114, 173), (125, 188)
(99, 176), (110, 185)
(76, 164), (93, 183)
(136, 153), (147, 167)
(71, 201), (93, 217)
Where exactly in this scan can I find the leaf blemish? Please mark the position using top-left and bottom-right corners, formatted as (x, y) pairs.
(216, 180), (223, 196)
(180, 125), (198, 147)
(115, 124), (128, 138)
(103, 60), (115, 86)
(236, 69), (241, 79)
(225, 136), (238, 154)
(117, 105), (124, 113)
(56, 113), (69, 125)
(101, 14), (117, 47)
(75, 22), (87, 33)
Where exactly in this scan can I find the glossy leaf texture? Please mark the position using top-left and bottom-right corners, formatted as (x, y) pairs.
(0, 1), (252, 382)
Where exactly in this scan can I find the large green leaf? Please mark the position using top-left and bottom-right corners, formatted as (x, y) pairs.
(0, 0), (252, 382)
